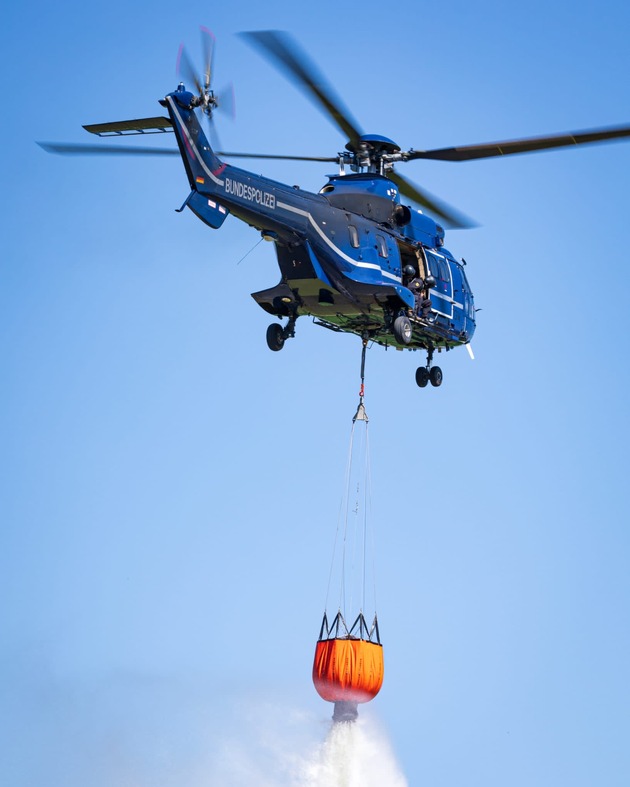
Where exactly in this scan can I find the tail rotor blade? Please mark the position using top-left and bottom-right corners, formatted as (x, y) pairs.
(200, 26), (216, 90)
(176, 43), (202, 95)
(205, 114), (224, 155)
(216, 83), (236, 120)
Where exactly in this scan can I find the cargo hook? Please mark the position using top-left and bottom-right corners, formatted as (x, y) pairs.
(353, 332), (370, 423)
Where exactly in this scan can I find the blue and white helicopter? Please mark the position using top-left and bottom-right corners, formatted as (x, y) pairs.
(40, 30), (630, 388)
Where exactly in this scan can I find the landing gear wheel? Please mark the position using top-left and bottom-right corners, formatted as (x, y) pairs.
(266, 323), (285, 352)
(415, 367), (430, 388)
(430, 366), (443, 387)
(393, 315), (412, 345)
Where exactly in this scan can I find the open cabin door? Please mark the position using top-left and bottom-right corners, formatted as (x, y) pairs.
(397, 240), (428, 281)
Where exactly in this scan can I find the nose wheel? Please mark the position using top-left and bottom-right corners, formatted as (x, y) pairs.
(266, 313), (297, 352)
(266, 322), (285, 351)
(416, 346), (442, 388)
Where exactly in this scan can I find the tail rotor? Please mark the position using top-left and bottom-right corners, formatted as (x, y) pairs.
(176, 27), (235, 147)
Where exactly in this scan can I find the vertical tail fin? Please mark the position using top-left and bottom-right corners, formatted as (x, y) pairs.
(162, 87), (225, 192)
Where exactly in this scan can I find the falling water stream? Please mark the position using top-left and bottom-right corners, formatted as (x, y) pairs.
(299, 717), (407, 787)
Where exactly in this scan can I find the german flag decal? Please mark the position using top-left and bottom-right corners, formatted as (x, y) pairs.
(196, 176), (205, 185)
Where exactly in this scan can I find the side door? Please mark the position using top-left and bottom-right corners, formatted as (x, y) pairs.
(425, 250), (454, 320)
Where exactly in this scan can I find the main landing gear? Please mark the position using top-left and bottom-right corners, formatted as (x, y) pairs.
(392, 314), (412, 345)
(416, 346), (442, 388)
(266, 313), (297, 352)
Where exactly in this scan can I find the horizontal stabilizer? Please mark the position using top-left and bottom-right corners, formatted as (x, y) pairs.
(83, 117), (173, 137)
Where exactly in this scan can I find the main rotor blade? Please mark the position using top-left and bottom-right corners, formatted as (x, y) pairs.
(217, 151), (336, 161)
(38, 141), (179, 155)
(38, 141), (334, 161)
(240, 30), (363, 146)
(388, 171), (476, 229)
(408, 124), (630, 162)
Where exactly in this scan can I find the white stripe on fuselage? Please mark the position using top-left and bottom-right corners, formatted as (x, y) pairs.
(169, 97), (401, 284)
(277, 201), (402, 283)
(431, 290), (464, 309)
(168, 97), (225, 187)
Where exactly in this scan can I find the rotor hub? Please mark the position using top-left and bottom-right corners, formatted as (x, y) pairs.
(343, 134), (402, 173)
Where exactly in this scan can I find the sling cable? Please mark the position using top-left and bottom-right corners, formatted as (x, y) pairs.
(312, 335), (384, 723)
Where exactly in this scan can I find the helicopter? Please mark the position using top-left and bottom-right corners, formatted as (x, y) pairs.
(39, 29), (630, 388)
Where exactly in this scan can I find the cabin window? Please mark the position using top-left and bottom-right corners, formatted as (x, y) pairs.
(348, 225), (360, 248)
(427, 251), (451, 289)
(376, 235), (388, 258)
(460, 269), (474, 318)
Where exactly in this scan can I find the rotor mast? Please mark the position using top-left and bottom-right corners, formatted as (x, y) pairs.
(336, 135), (405, 177)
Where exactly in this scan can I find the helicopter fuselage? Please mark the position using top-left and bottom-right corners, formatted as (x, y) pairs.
(39, 28), (630, 386)
(164, 86), (476, 354)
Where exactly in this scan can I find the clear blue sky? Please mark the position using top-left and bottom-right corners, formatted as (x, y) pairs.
(2, 0), (630, 784)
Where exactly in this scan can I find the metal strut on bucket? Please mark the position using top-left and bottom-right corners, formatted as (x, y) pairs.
(353, 332), (369, 423)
